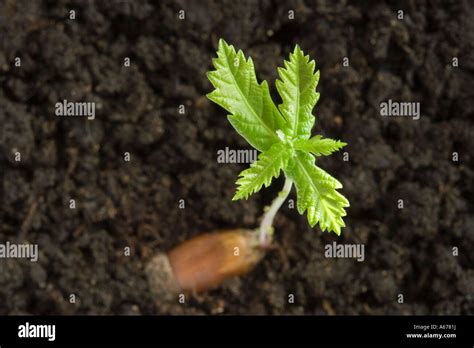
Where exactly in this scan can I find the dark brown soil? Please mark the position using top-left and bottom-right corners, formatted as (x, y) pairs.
(0, 0), (473, 315)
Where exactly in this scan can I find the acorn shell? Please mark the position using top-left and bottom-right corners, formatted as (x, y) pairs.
(146, 229), (263, 296)
(168, 229), (263, 292)
(145, 252), (180, 301)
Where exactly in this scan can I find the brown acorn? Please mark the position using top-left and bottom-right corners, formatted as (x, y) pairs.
(146, 229), (264, 299)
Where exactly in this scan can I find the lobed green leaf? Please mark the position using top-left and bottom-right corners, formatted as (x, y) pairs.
(294, 135), (347, 156)
(233, 142), (291, 200)
(285, 151), (349, 235)
(207, 39), (286, 152)
(276, 45), (320, 139)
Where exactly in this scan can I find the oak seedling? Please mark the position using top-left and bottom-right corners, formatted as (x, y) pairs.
(146, 39), (349, 297)
(207, 39), (349, 245)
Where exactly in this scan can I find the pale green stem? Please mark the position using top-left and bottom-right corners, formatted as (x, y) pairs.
(258, 177), (293, 247)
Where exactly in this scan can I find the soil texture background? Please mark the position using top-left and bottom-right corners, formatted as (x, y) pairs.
(0, 0), (473, 315)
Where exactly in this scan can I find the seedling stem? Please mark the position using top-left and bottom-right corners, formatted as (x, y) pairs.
(258, 177), (293, 247)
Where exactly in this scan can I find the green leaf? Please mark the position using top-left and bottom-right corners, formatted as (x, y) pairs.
(233, 142), (291, 200)
(294, 135), (347, 156)
(207, 39), (286, 152)
(276, 45), (320, 139)
(285, 151), (349, 235)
